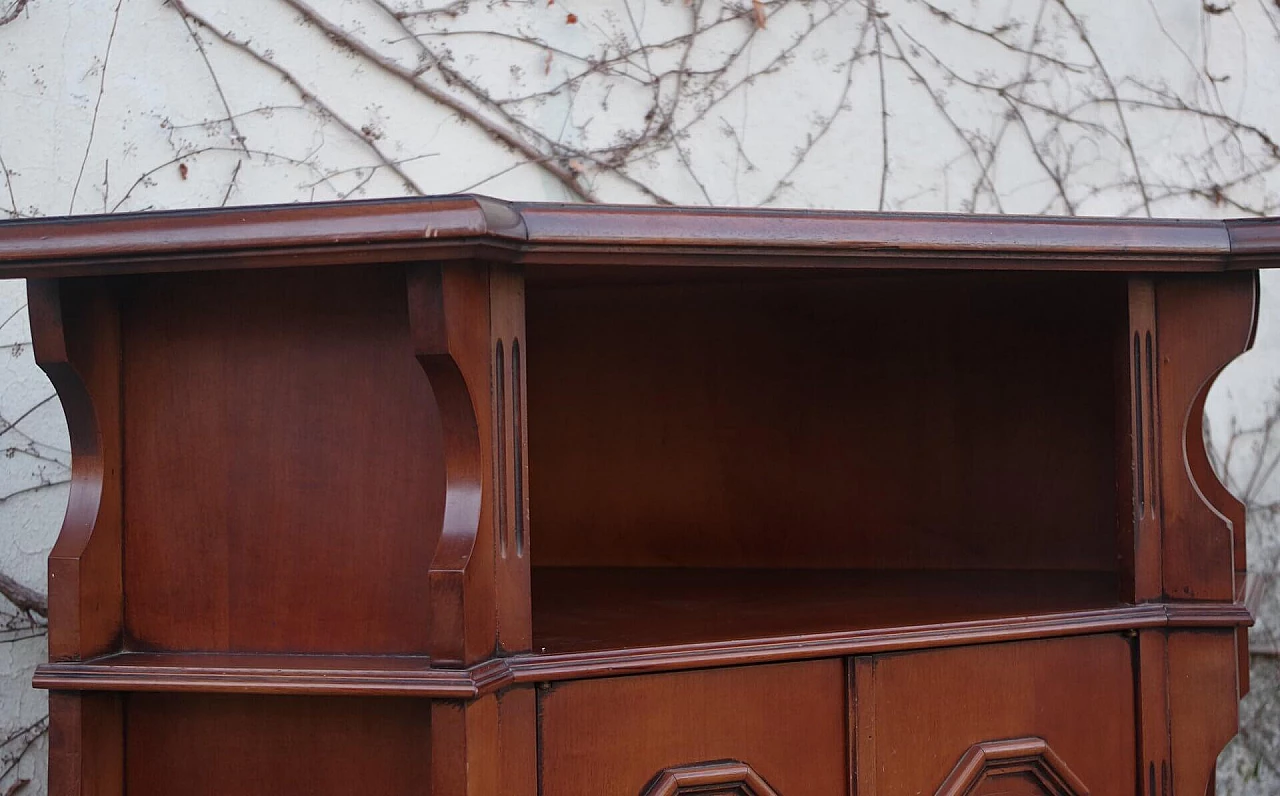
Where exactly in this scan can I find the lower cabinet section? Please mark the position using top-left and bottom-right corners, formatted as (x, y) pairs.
(538, 636), (1138, 796)
(124, 694), (433, 796)
(61, 634), (1163, 794)
(537, 659), (849, 796)
(853, 634), (1137, 796)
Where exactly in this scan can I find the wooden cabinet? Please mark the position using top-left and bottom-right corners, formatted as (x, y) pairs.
(1, 198), (1274, 795)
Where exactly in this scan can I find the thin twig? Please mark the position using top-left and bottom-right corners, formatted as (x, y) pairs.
(1053, 0), (1153, 215)
(288, 0), (597, 201)
(167, 0), (426, 195)
(69, 0), (124, 214)
(179, 12), (251, 157)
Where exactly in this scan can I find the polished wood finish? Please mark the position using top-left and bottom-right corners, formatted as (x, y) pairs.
(854, 636), (1135, 796)
(934, 737), (1091, 796)
(121, 266), (442, 655)
(28, 279), (123, 662)
(531, 568), (1119, 651)
(538, 661), (848, 796)
(124, 694), (432, 796)
(47, 693), (122, 796)
(4, 196), (1271, 795)
(643, 761), (781, 796)
(1, 197), (1272, 277)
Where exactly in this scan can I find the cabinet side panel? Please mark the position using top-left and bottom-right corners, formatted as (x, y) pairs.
(125, 694), (431, 796)
(122, 266), (444, 654)
(1167, 631), (1239, 796)
(1155, 273), (1255, 601)
(48, 692), (122, 796)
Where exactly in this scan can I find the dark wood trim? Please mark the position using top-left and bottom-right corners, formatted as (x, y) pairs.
(0, 195), (521, 267)
(32, 601), (1252, 697)
(510, 603), (1249, 685)
(34, 654), (512, 699)
(852, 657), (877, 796)
(1227, 217), (1280, 267)
(1136, 632), (1171, 796)
(513, 202), (1229, 254)
(933, 737), (1090, 796)
(4, 195), (1276, 278)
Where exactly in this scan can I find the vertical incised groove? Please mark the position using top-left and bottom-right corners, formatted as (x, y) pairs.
(495, 339), (508, 559)
(512, 337), (526, 558)
(1145, 330), (1156, 513)
(1134, 332), (1145, 517)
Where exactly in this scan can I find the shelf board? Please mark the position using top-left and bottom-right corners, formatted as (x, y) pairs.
(34, 652), (509, 698)
(532, 567), (1123, 653)
(33, 568), (1252, 696)
(518, 567), (1251, 681)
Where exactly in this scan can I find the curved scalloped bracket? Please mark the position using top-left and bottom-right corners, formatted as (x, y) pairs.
(935, 738), (1090, 796)
(26, 278), (124, 661)
(407, 263), (494, 667)
(643, 761), (781, 796)
(1153, 272), (1258, 603)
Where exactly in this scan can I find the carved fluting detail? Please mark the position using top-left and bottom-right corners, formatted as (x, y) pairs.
(643, 761), (781, 796)
(935, 738), (1090, 796)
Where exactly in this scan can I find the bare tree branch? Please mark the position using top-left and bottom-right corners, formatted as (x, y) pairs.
(0, 574), (45, 620)
(0, 0), (29, 28)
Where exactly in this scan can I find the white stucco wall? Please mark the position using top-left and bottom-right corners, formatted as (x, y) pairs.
(2, 1), (1280, 793)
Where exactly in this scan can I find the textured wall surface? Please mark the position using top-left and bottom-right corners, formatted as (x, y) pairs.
(2, 1), (1280, 793)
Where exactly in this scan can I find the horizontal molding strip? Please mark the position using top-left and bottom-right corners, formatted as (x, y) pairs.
(34, 602), (1251, 697)
(3, 194), (1274, 278)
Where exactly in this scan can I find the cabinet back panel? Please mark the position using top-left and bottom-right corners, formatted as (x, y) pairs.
(122, 267), (443, 654)
(528, 273), (1121, 570)
(125, 694), (431, 796)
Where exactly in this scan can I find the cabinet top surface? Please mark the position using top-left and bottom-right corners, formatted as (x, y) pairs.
(1, 193), (1277, 278)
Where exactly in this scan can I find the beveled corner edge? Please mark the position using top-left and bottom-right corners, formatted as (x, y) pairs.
(1227, 217), (1280, 267)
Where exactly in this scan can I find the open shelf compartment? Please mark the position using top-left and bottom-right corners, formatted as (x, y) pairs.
(524, 269), (1130, 657)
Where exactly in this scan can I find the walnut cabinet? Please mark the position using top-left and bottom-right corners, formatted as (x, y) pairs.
(2, 197), (1276, 796)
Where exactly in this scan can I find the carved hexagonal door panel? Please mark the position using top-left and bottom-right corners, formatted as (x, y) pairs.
(936, 738), (1090, 796)
(643, 761), (781, 796)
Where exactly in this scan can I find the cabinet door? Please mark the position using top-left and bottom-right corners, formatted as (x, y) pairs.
(538, 660), (848, 796)
(852, 635), (1136, 796)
